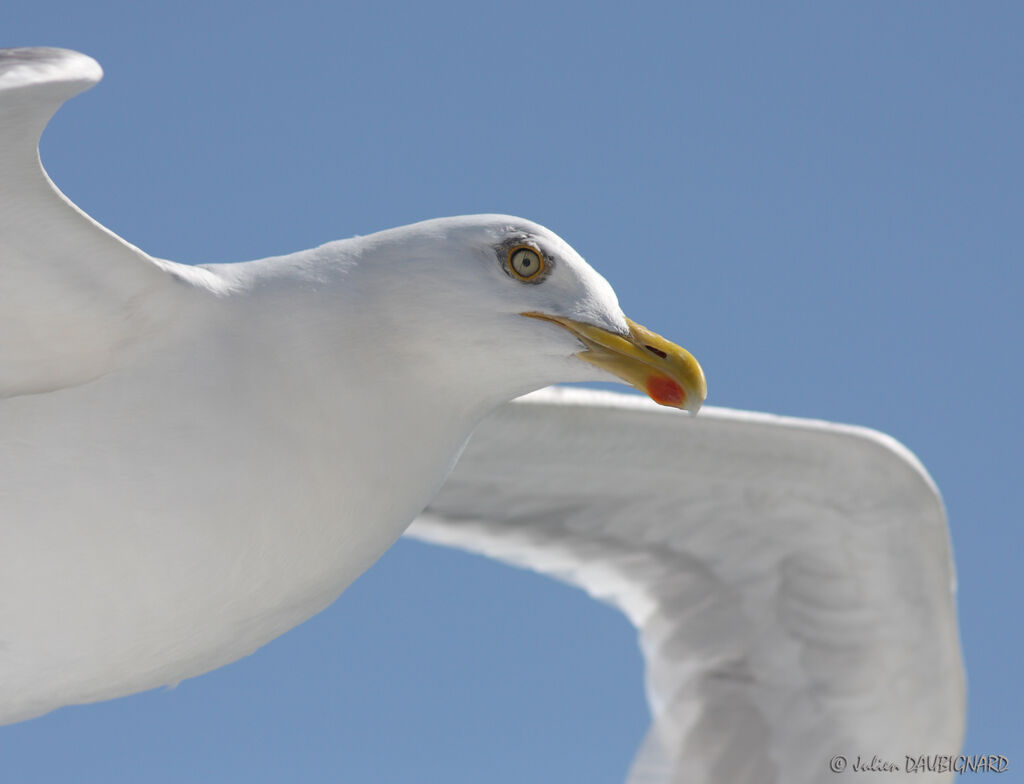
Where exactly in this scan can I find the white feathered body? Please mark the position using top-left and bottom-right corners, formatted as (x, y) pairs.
(0, 250), (484, 723)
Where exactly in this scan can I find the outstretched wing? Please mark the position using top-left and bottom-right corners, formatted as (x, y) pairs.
(0, 47), (182, 398)
(408, 387), (964, 784)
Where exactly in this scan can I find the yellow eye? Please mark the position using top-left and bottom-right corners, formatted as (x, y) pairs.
(508, 246), (545, 280)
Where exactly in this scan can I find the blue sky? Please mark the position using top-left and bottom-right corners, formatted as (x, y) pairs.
(4, 2), (1021, 781)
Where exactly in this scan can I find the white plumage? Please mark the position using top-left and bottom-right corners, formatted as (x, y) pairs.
(414, 387), (964, 782)
(0, 47), (963, 783)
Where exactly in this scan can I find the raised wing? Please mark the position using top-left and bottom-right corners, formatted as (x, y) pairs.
(408, 387), (964, 784)
(0, 47), (182, 397)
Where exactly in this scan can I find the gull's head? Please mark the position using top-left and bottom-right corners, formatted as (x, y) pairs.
(343, 214), (706, 413)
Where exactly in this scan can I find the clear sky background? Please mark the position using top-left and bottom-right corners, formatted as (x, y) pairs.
(4, 2), (1021, 782)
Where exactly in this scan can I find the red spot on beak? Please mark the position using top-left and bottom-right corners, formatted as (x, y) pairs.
(646, 375), (686, 407)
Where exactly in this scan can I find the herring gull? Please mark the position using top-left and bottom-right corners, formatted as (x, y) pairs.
(0, 47), (964, 783)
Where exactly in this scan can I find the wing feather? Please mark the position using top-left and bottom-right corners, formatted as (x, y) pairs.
(0, 47), (181, 397)
(408, 386), (964, 784)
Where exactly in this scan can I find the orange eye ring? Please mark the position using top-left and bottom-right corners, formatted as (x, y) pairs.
(507, 245), (545, 281)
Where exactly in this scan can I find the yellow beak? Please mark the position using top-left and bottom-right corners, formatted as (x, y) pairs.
(522, 312), (707, 414)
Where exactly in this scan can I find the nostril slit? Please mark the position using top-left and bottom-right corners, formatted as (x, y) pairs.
(645, 345), (668, 359)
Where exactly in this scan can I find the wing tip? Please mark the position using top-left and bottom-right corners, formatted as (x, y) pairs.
(0, 46), (102, 96)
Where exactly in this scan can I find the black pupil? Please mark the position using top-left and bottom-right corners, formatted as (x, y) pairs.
(518, 252), (534, 269)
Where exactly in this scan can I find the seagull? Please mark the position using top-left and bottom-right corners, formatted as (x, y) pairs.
(0, 47), (963, 783)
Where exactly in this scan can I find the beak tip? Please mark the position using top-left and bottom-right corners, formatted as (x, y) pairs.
(644, 369), (705, 415)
